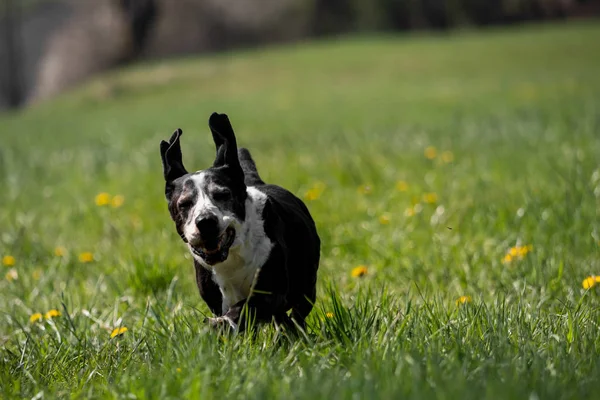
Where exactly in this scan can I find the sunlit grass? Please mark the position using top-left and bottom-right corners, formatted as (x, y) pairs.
(1, 22), (600, 399)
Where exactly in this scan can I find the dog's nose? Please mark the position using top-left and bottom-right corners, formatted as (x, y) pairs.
(195, 215), (219, 236)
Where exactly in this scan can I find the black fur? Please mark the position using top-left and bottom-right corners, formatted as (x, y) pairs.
(160, 128), (188, 199)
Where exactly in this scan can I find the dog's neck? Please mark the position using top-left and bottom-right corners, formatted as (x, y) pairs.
(191, 186), (273, 313)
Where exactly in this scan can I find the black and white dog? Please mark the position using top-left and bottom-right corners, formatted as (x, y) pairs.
(160, 112), (320, 331)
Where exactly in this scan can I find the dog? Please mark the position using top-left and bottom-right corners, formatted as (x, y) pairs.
(160, 112), (320, 331)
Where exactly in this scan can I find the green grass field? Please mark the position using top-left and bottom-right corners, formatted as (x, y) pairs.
(1, 22), (600, 399)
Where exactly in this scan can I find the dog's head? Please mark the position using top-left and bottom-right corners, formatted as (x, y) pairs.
(160, 113), (247, 266)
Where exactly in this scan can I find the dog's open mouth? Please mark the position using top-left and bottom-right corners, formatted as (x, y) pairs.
(191, 226), (236, 265)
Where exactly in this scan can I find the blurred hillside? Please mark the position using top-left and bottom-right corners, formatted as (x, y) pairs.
(0, 0), (598, 111)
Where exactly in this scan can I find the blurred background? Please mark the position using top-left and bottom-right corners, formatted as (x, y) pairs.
(0, 0), (598, 112)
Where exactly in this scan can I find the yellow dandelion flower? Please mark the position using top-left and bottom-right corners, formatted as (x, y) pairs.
(5, 269), (18, 282)
(45, 309), (61, 319)
(95, 192), (111, 206)
(351, 265), (368, 278)
(325, 312), (334, 318)
(30, 313), (43, 323)
(456, 295), (472, 305)
(521, 245), (532, 253)
(404, 207), (416, 217)
(379, 214), (391, 225)
(395, 181), (409, 192)
(176, 368), (182, 373)
(2, 255), (15, 267)
(422, 193), (438, 204)
(32, 269), (42, 280)
(111, 195), (125, 208)
(304, 182), (326, 201)
(504, 245), (532, 263)
(304, 189), (319, 201)
(78, 252), (94, 263)
(357, 184), (372, 195)
(110, 327), (128, 338)
(582, 276), (597, 290)
(304, 188), (320, 201)
(54, 246), (66, 257)
(304, 188), (321, 201)
(424, 146), (437, 160)
(441, 151), (454, 163)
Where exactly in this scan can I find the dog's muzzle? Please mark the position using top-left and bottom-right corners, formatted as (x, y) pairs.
(190, 226), (236, 265)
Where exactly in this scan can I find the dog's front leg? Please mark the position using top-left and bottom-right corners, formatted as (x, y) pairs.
(206, 315), (239, 330)
(207, 293), (287, 331)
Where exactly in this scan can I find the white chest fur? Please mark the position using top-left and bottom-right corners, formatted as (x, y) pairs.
(198, 187), (273, 314)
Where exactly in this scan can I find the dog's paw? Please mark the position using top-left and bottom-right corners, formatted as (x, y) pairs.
(205, 316), (238, 331)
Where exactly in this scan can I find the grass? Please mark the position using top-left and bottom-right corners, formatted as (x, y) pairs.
(1, 21), (600, 399)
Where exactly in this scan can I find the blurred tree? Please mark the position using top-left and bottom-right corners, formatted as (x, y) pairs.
(422, 0), (451, 29)
(8, 0), (594, 109)
(313, 0), (355, 35)
(383, 0), (412, 30)
(1, 0), (24, 108)
(119, 0), (157, 54)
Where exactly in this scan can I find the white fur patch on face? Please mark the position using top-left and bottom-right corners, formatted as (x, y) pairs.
(183, 172), (237, 246)
(194, 186), (273, 314)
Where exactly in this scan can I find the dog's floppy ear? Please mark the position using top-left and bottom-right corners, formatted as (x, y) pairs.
(160, 128), (188, 183)
(208, 113), (244, 178)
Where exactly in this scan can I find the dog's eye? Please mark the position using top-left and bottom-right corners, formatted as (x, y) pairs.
(212, 189), (231, 201)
